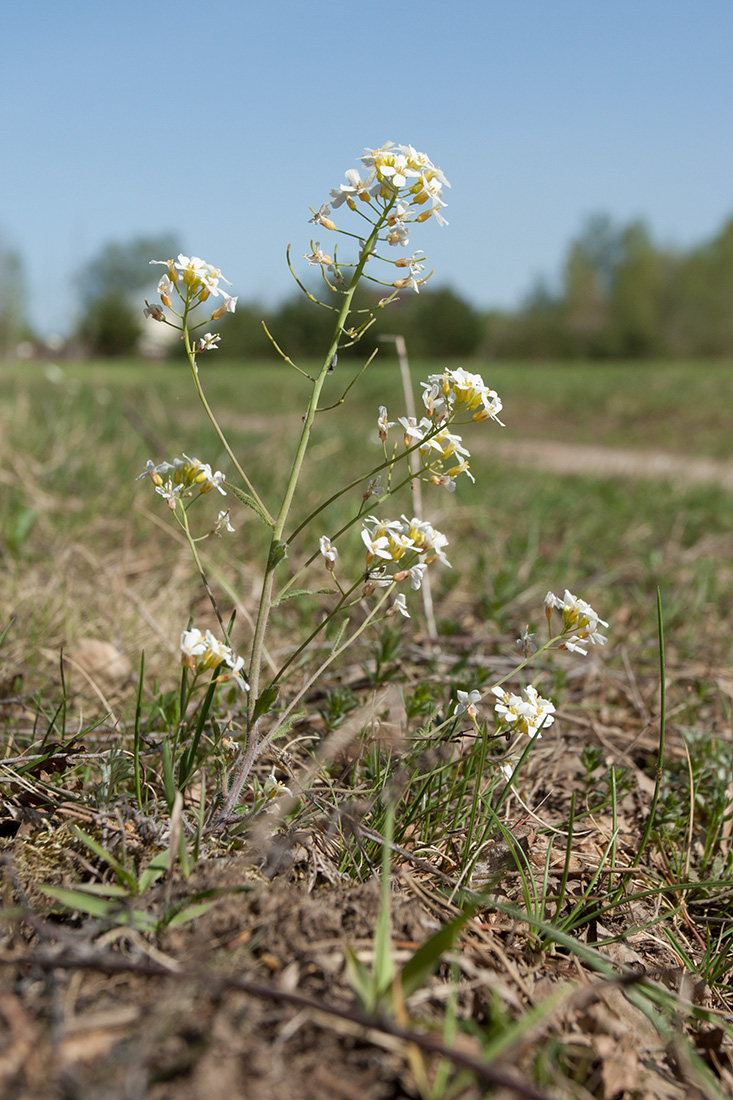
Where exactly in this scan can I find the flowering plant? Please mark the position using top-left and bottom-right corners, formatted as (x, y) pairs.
(136, 143), (608, 827)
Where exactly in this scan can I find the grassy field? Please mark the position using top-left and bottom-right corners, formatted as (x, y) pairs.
(1, 355), (732, 1100)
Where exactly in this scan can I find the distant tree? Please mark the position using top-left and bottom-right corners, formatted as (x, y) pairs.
(77, 293), (142, 357)
(608, 221), (666, 357)
(560, 216), (622, 357)
(395, 286), (484, 358)
(76, 233), (180, 357)
(0, 235), (29, 357)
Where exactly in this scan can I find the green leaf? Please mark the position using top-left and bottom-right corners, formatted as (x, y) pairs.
(227, 485), (274, 528)
(137, 849), (170, 894)
(274, 587), (336, 606)
(252, 683), (279, 723)
(161, 740), (176, 813)
(399, 908), (475, 1000)
(71, 827), (138, 891)
(162, 900), (216, 929)
(374, 806), (395, 994)
(53, 882), (131, 898)
(42, 886), (119, 919)
(344, 943), (376, 1012)
(267, 540), (288, 570)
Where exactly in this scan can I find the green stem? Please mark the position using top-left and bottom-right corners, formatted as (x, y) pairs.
(183, 321), (273, 525)
(633, 587), (666, 868)
(246, 210), (391, 714)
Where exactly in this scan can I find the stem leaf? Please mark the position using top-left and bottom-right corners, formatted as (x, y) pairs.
(227, 485), (275, 528)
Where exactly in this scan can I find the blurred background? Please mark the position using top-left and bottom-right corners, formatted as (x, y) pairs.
(2, 0), (732, 362)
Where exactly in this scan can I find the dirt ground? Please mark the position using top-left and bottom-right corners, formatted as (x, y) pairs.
(3, 681), (732, 1100)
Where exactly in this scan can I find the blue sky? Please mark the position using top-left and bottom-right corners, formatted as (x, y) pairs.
(3, 1), (732, 337)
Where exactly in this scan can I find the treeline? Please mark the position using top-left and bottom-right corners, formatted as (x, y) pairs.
(13, 213), (732, 361)
(165, 212), (733, 361)
(488, 214), (733, 359)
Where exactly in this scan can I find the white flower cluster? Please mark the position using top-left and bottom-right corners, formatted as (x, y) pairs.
(136, 454), (227, 507)
(309, 143), (450, 266)
(144, 254), (237, 326)
(492, 684), (556, 740)
(149, 254), (236, 305)
(361, 514), (451, 570)
(545, 589), (609, 655)
(180, 627), (249, 692)
(392, 413), (474, 492)
(422, 368), (504, 425)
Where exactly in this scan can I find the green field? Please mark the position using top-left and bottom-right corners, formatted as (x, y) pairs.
(1, 356), (732, 1099)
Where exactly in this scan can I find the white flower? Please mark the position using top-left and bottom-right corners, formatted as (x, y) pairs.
(454, 689), (481, 720)
(309, 203), (336, 229)
(404, 563), (428, 590)
(329, 168), (376, 209)
(180, 626), (249, 691)
(377, 406), (395, 441)
(395, 249), (425, 270)
(154, 477), (183, 509)
(157, 274), (174, 305)
(143, 302), (165, 321)
(180, 628), (207, 663)
(363, 475), (385, 501)
(263, 772), (293, 799)
(500, 754), (521, 781)
(212, 510), (235, 535)
(319, 535), (338, 570)
(197, 332), (221, 351)
(211, 293), (238, 320)
(397, 415), (437, 450)
(401, 515), (451, 567)
(393, 275), (422, 293)
(387, 593), (410, 618)
(546, 590), (609, 653)
(136, 459), (173, 483)
(304, 242), (334, 266)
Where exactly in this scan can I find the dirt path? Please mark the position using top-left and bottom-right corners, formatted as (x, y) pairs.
(488, 438), (733, 491)
(206, 409), (733, 491)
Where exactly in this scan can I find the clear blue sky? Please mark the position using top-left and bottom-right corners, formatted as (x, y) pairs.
(3, 0), (732, 337)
